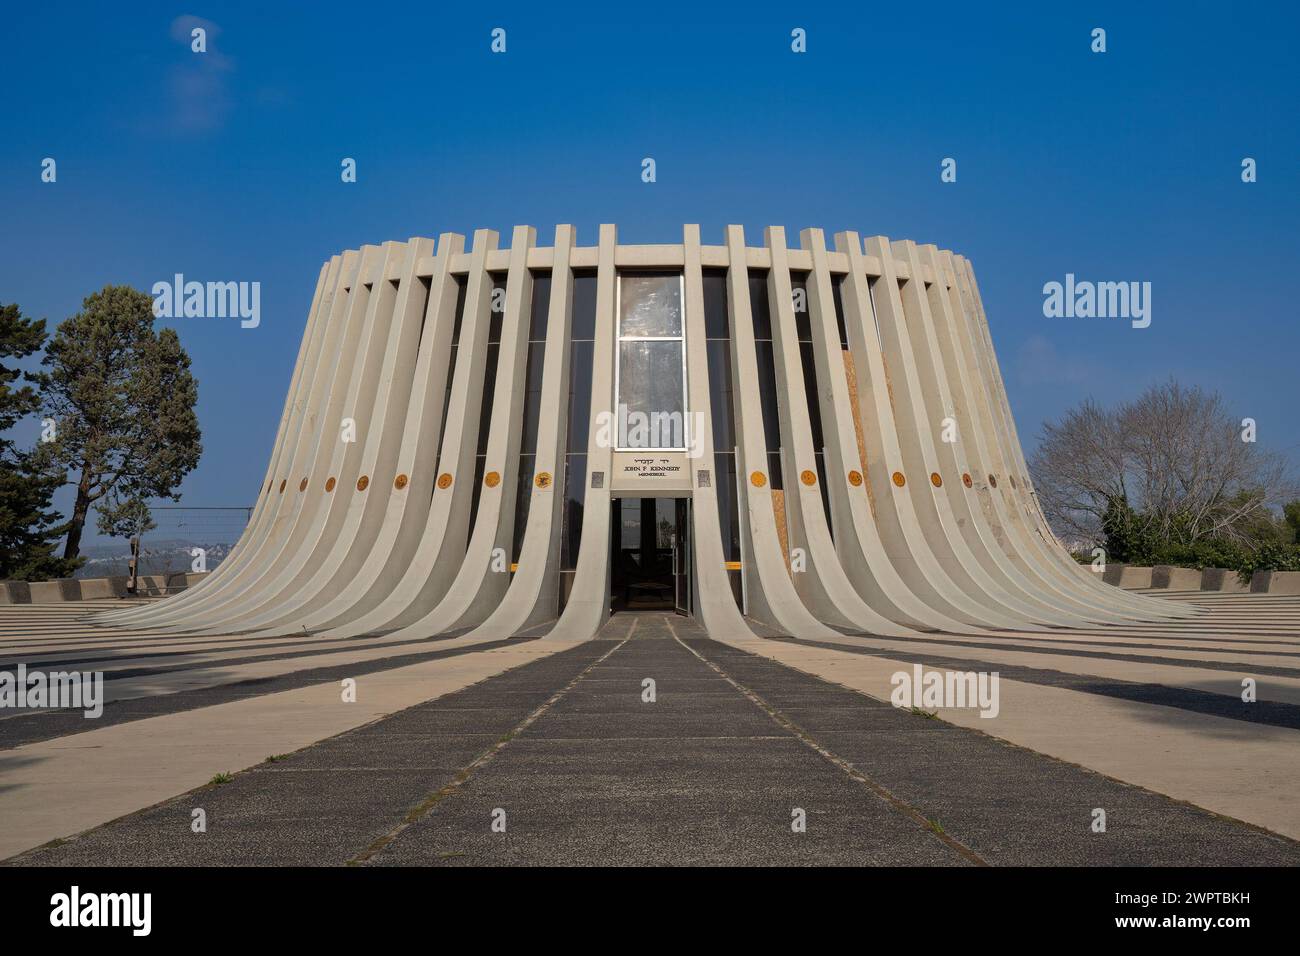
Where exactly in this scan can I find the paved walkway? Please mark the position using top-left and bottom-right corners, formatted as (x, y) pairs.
(8, 612), (1298, 866)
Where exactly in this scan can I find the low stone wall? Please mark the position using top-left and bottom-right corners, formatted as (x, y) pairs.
(1151, 565), (1203, 590)
(0, 573), (208, 604)
(1200, 567), (1251, 593)
(1249, 570), (1300, 595)
(1109, 565), (1297, 594)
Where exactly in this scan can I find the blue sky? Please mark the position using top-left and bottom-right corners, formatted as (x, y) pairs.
(3, 1), (1297, 547)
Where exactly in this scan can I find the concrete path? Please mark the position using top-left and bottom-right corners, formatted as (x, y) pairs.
(8, 612), (1298, 866)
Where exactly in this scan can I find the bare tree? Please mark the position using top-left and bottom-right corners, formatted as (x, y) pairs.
(1030, 380), (1296, 549)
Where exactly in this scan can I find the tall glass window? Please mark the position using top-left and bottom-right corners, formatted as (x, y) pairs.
(616, 272), (687, 450)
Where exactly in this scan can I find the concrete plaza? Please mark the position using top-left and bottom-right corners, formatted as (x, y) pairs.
(2, 591), (1298, 866)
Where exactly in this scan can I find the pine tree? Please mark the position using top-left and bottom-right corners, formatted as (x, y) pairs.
(37, 286), (202, 561)
(0, 302), (80, 580)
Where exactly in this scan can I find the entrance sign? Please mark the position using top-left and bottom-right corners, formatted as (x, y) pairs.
(612, 451), (691, 493)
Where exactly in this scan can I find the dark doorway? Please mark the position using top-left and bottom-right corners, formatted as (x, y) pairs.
(610, 497), (691, 614)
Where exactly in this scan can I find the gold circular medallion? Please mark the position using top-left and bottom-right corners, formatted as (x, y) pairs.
(848, 470), (863, 487)
(278, 479), (287, 494)
(325, 477), (336, 492)
(800, 469), (817, 486)
(299, 477), (308, 492)
(484, 471), (501, 488)
(962, 473), (973, 488)
(437, 472), (453, 489)
(394, 473), (409, 490)
(892, 471), (906, 487)
(988, 474), (998, 488)
(535, 472), (552, 489)
(750, 471), (767, 488)
(357, 475), (370, 491)
(930, 472), (942, 488)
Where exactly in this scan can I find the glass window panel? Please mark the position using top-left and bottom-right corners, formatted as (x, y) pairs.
(831, 274), (849, 349)
(748, 271), (772, 340)
(753, 339), (783, 453)
(706, 340), (734, 451)
(511, 454), (535, 563)
(618, 340), (685, 448)
(567, 340), (594, 453)
(529, 273), (551, 341)
(619, 274), (682, 337)
(487, 274), (507, 344)
(791, 272), (812, 341)
(702, 269), (729, 339)
(571, 272), (598, 341)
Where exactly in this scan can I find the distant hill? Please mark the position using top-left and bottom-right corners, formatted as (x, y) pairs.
(74, 541), (235, 578)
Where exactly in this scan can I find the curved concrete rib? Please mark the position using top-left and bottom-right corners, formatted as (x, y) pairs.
(150, 246), (388, 631)
(952, 253), (1194, 621)
(94, 254), (340, 629)
(269, 233), (470, 635)
(915, 243), (1128, 624)
(184, 241), (413, 634)
(315, 230), (501, 638)
(677, 224), (762, 643)
(833, 233), (1024, 630)
(460, 225), (577, 640)
(761, 226), (920, 637)
(370, 226), (540, 639)
(546, 224), (618, 642)
(800, 229), (974, 635)
(106, 224), (1183, 642)
(198, 238), (435, 634)
(864, 235), (1050, 631)
(920, 244), (1142, 623)
(720, 225), (848, 641)
(889, 239), (1096, 627)
(110, 249), (370, 630)
(96, 254), (345, 627)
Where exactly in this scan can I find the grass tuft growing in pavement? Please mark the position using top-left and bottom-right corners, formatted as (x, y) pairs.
(909, 707), (939, 719)
(208, 772), (233, 786)
(264, 754), (288, 763)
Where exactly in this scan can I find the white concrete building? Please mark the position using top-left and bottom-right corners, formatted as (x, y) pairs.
(99, 225), (1195, 641)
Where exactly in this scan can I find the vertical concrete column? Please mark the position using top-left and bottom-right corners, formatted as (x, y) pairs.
(321, 229), (501, 636)
(473, 225), (577, 635)
(764, 227), (916, 635)
(391, 225), (538, 636)
(677, 224), (757, 641)
(549, 225), (619, 641)
(722, 225), (841, 639)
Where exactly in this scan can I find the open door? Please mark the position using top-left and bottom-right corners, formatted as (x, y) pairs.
(673, 497), (692, 616)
